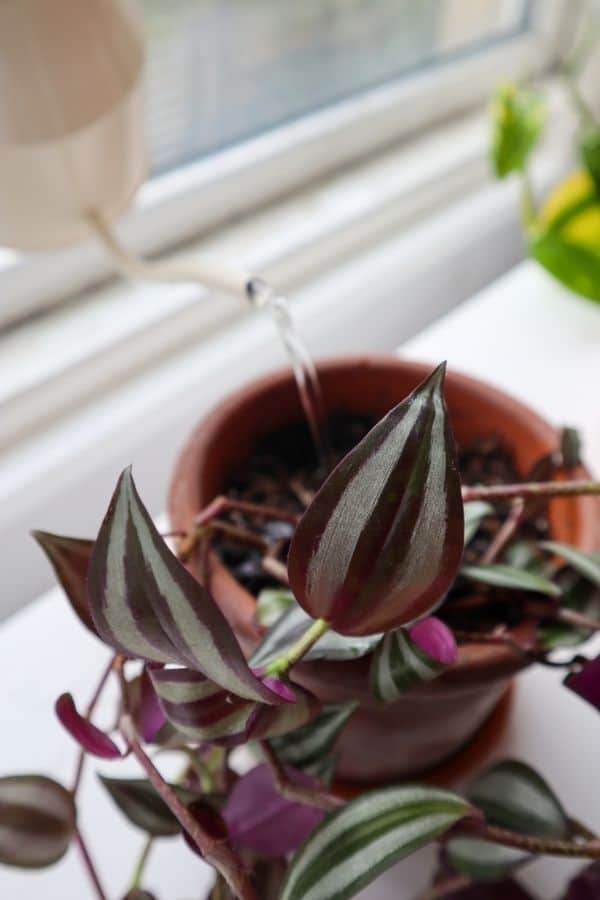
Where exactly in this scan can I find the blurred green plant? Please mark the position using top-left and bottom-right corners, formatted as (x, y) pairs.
(490, 13), (600, 304)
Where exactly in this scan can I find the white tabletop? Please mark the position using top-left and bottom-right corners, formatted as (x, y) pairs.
(2, 262), (600, 900)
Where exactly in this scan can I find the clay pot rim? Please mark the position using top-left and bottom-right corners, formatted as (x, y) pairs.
(168, 354), (597, 689)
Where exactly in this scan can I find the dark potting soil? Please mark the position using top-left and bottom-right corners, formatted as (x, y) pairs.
(213, 413), (551, 635)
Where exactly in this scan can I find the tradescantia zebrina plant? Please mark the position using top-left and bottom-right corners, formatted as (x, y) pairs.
(3, 363), (600, 900)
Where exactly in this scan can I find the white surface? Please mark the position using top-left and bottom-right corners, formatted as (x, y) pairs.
(2, 261), (600, 899)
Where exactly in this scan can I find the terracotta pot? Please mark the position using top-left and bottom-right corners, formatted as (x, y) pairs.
(169, 357), (599, 783)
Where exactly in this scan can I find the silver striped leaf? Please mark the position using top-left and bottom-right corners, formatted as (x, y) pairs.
(269, 702), (358, 769)
(88, 468), (278, 705)
(0, 776), (76, 869)
(370, 628), (449, 703)
(288, 364), (464, 636)
(150, 667), (319, 745)
(280, 785), (471, 900)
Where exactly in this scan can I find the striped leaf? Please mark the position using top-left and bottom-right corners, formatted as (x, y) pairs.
(467, 760), (569, 839)
(269, 702), (358, 769)
(32, 531), (97, 635)
(288, 364), (464, 636)
(280, 785), (471, 900)
(250, 603), (381, 669)
(99, 776), (199, 837)
(539, 542), (600, 588)
(0, 775), (76, 869)
(88, 468), (278, 705)
(150, 667), (319, 745)
(463, 501), (494, 544)
(446, 837), (530, 882)
(370, 618), (457, 703)
(461, 564), (561, 598)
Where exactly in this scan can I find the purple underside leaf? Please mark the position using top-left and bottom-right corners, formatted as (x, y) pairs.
(223, 763), (324, 857)
(288, 363), (464, 636)
(565, 655), (600, 711)
(563, 862), (600, 899)
(55, 693), (124, 759)
(138, 668), (168, 742)
(88, 467), (279, 706)
(32, 531), (98, 636)
(440, 878), (534, 899)
(149, 667), (320, 745)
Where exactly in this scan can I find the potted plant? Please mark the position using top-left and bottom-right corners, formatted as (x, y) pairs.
(3, 360), (600, 900)
(489, 24), (600, 304)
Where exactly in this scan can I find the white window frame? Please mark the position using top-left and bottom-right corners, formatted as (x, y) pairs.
(0, 0), (573, 328)
(0, 0), (586, 616)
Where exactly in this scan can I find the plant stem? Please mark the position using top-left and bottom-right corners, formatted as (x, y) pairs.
(416, 874), (472, 900)
(462, 479), (600, 503)
(130, 835), (154, 890)
(520, 170), (537, 229)
(456, 821), (600, 859)
(122, 720), (256, 899)
(74, 828), (109, 900)
(265, 617), (331, 676)
(479, 498), (525, 565)
(261, 555), (290, 585)
(71, 654), (116, 796)
(260, 741), (343, 812)
(557, 607), (600, 632)
(116, 660), (256, 900)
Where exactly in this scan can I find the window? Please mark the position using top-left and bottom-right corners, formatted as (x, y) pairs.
(0, 0), (568, 331)
(143, 0), (532, 174)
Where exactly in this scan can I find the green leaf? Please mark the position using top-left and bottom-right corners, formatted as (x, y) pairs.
(288, 364), (464, 636)
(538, 569), (600, 650)
(446, 837), (530, 882)
(560, 427), (582, 469)
(490, 82), (547, 178)
(463, 501), (494, 544)
(280, 786), (471, 900)
(256, 589), (296, 628)
(0, 775), (76, 869)
(99, 776), (198, 837)
(461, 564), (561, 597)
(530, 229), (600, 304)
(539, 542), (600, 588)
(467, 760), (569, 839)
(269, 703), (358, 769)
(582, 127), (600, 190)
(250, 603), (381, 669)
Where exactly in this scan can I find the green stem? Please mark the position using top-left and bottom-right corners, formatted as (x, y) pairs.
(520, 169), (537, 229)
(265, 618), (331, 677)
(130, 835), (154, 890)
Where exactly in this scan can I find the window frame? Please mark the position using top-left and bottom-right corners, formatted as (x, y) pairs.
(0, 0), (573, 329)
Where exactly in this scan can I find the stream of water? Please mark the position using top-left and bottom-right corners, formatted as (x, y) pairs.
(248, 278), (331, 471)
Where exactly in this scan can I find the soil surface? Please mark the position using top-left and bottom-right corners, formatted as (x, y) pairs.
(213, 413), (551, 634)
